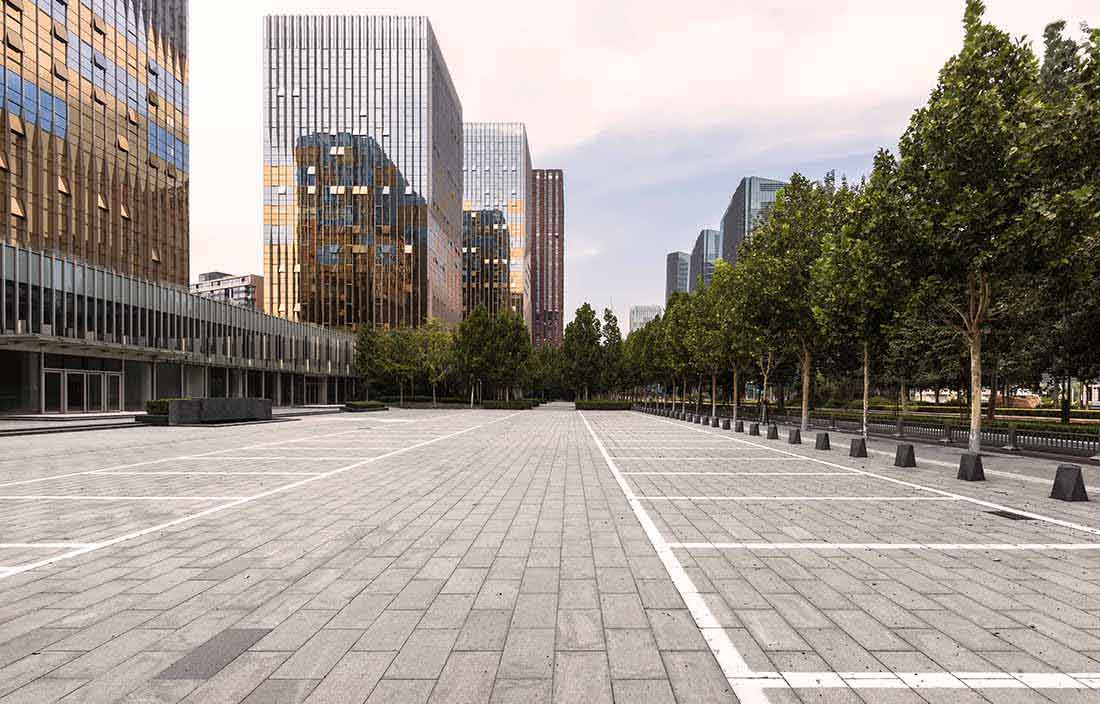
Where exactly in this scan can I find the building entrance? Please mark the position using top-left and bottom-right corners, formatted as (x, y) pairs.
(44, 369), (124, 414)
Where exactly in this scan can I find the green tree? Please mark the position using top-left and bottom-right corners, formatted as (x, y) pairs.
(710, 260), (756, 423)
(601, 308), (624, 396)
(688, 283), (725, 417)
(354, 325), (382, 401)
(454, 306), (495, 407)
(661, 292), (694, 412)
(527, 342), (566, 400)
(418, 317), (453, 407)
(563, 303), (602, 400)
(494, 310), (532, 400)
(898, 0), (1040, 452)
(379, 327), (419, 407)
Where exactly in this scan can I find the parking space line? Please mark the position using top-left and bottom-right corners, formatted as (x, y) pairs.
(0, 495), (249, 501)
(622, 471), (854, 476)
(669, 541), (1100, 551)
(580, 413), (768, 704)
(732, 670), (1100, 690)
(646, 415), (1100, 537)
(95, 471), (323, 477)
(0, 412), (518, 581)
(638, 496), (959, 502)
(609, 457), (805, 461)
(191, 456), (374, 461)
(0, 542), (98, 548)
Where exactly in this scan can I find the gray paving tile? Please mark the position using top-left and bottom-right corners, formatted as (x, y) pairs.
(158, 628), (272, 680)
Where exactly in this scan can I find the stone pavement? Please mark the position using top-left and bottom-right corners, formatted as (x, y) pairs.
(0, 406), (1099, 703)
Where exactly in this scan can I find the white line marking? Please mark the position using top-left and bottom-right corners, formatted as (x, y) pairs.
(646, 415), (1100, 537)
(861, 446), (1055, 485)
(190, 456), (372, 461)
(622, 472), (857, 477)
(728, 671), (1100, 689)
(579, 413), (768, 704)
(0, 412), (518, 581)
(610, 457), (804, 461)
(668, 542), (1100, 551)
(639, 496), (959, 502)
(95, 471), (323, 477)
(0, 495), (247, 501)
(0, 542), (98, 548)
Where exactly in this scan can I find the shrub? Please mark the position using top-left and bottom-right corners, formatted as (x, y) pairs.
(575, 400), (633, 411)
(482, 400), (534, 410)
(145, 398), (189, 416)
(344, 400), (388, 412)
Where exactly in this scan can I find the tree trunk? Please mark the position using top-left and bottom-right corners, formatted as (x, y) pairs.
(761, 373), (770, 423)
(470, 382), (475, 409)
(399, 381), (404, 408)
(987, 359), (997, 422)
(731, 368), (739, 423)
(968, 330), (982, 454)
(711, 373), (717, 418)
(432, 383), (437, 408)
(801, 345), (812, 432)
(862, 342), (870, 439)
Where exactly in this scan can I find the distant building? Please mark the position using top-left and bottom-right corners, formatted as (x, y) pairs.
(665, 252), (690, 302)
(191, 273), (265, 310)
(531, 169), (565, 347)
(720, 177), (786, 265)
(629, 305), (663, 334)
(689, 229), (722, 291)
(462, 123), (533, 326)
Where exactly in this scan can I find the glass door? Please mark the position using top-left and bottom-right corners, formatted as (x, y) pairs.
(107, 375), (122, 412)
(87, 374), (103, 413)
(65, 372), (86, 414)
(44, 371), (62, 413)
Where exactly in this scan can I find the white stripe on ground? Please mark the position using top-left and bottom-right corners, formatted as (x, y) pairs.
(0, 542), (97, 548)
(638, 496), (959, 502)
(668, 541), (1100, 551)
(622, 471), (853, 476)
(94, 471), (323, 477)
(609, 457), (805, 461)
(0, 412), (516, 581)
(580, 413), (769, 704)
(0, 495), (248, 501)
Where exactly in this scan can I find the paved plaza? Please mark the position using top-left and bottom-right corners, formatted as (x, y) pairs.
(1, 406), (1099, 703)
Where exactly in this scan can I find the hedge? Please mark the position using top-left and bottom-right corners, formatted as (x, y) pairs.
(145, 398), (189, 416)
(575, 400), (633, 411)
(378, 395), (466, 405)
(482, 400), (535, 410)
(344, 400), (388, 411)
(795, 410), (1100, 437)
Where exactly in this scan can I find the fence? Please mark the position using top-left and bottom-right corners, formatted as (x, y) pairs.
(637, 402), (1100, 458)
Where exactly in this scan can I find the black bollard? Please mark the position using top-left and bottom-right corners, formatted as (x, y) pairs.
(788, 428), (802, 445)
(1051, 464), (1088, 502)
(894, 444), (916, 467)
(749, 423), (760, 436)
(721, 418), (731, 430)
(767, 425), (779, 440)
(712, 417), (720, 428)
(815, 432), (830, 451)
(735, 420), (744, 433)
(958, 453), (985, 481)
(850, 437), (867, 458)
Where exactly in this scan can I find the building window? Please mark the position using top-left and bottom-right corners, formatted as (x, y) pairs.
(10, 196), (25, 218)
(5, 29), (22, 53)
(52, 20), (66, 42)
(147, 92), (159, 107)
(92, 16), (106, 35)
(57, 175), (69, 194)
(52, 60), (67, 81)
(127, 107), (139, 125)
(8, 113), (24, 136)
(120, 203), (131, 220)
(117, 134), (130, 152)
(151, 247), (161, 263)
(97, 194), (108, 211)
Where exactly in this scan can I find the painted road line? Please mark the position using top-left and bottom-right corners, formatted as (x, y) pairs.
(638, 496), (960, 502)
(622, 471), (854, 476)
(95, 471), (323, 477)
(668, 541), (1100, 551)
(580, 413), (769, 704)
(0, 412), (519, 582)
(0, 495), (249, 501)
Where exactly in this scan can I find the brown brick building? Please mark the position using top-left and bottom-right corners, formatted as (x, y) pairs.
(530, 168), (564, 346)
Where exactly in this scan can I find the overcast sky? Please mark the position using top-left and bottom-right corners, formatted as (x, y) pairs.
(189, 0), (1095, 329)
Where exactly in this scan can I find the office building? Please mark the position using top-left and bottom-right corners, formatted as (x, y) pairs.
(0, 4), (358, 414)
(190, 272), (264, 310)
(462, 123), (532, 326)
(263, 14), (464, 329)
(689, 229), (722, 291)
(0, 0), (189, 286)
(720, 176), (786, 265)
(531, 169), (564, 346)
(629, 305), (662, 334)
(665, 251), (689, 302)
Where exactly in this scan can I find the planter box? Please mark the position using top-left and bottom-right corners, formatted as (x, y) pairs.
(342, 405), (389, 413)
(144, 398), (273, 426)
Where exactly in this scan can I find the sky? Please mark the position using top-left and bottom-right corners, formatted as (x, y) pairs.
(189, 0), (1095, 330)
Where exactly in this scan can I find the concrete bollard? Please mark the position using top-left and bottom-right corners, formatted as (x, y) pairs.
(721, 418), (731, 430)
(815, 432), (830, 451)
(788, 428), (801, 445)
(735, 420), (744, 433)
(958, 453), (985, 481)
(894, 444), (916, 468)
(749, 423), (760, 436)
(850, 437), (867, 458)
(712, 417), (720, 428)
(767, 425), (779, 440)
(1051, 464), (1089, 501)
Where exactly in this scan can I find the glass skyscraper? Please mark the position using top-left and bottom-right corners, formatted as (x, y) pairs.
(531, 168), (563, 346)
(720, 176), (786, 266)
(1, 0), (189, 286)
(263, 14), (464, 329)
(689, 228), (721, 291)
(665, 251), (689, 302)
(462, 122), (532, 326)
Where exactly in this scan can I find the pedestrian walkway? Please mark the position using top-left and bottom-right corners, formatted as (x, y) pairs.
(0, 407), (1097, 702)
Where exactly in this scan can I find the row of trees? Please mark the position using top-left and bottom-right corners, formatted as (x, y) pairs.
(624, 2), (1100, 453)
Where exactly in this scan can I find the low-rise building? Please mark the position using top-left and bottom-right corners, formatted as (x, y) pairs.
(629, 305), (663, 333)
(190, 272), (264, 310)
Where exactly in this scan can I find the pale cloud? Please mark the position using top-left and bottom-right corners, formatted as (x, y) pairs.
(189, 0), (1097, 325)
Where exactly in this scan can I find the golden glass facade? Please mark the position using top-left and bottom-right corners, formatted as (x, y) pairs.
(0, 0), (189, 287)
(263, 14), (463, 330)
(462, 122), (531, 326)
